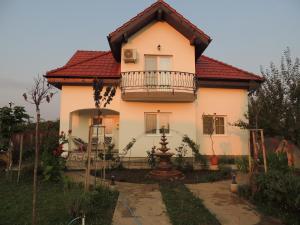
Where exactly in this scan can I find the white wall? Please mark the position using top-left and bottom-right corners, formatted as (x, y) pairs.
(60, 86), (249, 156)
(121, 21), (195, 73)
(195, 88), (249, 156)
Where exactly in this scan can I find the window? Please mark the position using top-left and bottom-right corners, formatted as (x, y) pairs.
(203, 115), (225, 135)
(144, 55), (172, 87)
(144, 55), (172, 71)
(145, 112), (170, 134)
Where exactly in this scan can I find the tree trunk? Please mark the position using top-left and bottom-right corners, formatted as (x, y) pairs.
(32, 110), (40, 225)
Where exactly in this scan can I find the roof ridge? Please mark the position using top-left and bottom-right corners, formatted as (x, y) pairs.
(47, 51), (111, 75)
(159, 0), (210, 40)
(200, 55), (263, 80)
(109, 1), (160, 37)
(109, 1), (210, 40)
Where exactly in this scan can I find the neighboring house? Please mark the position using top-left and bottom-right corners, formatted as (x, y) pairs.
(46, 1), (263, 158)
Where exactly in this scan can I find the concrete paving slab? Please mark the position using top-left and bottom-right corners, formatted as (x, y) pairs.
(112, 182), (171, 225)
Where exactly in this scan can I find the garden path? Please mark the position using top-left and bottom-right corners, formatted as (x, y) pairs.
(112, 182), (171, 225)
(186, 174), (283, 225)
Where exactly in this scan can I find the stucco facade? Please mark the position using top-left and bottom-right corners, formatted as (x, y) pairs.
(47, 0), (263, 159)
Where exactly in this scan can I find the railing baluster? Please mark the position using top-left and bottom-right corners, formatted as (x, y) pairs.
(121, 71), (196, 94)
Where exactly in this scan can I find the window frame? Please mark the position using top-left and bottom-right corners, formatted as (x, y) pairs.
(202, 115), (227, 136)
(144, 112), (171, 136)
(144, 55), (173, 71)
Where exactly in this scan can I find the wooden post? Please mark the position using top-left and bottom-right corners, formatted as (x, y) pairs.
(17, 134), (24, 184)
(85, 126), (93, 192)
(248, 130), (252, 173)
(260, 129), (268, 173)
(252, 131), (258, 161)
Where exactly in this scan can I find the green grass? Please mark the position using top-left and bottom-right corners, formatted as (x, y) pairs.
(0, 172), (118, 225)
(160, 182), (221, 225)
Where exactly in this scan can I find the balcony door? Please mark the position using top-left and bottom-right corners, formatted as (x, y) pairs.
(144, 55), (172, 88)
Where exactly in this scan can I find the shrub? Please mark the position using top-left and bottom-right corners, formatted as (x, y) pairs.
(266, 152), (290, 173)
(218, 155), (235, 164)
(248, 171), (300, 224)
(67, 185), (119, 224)
(238, 184), (252, 199)
(146, 146), (157, 169)
(235, 156), (249, 173)
(174, 144), (188, 170)
(182, 135), (207, 165)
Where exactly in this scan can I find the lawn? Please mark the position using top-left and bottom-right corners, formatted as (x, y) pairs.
(160, 182), (221, 225)
(0, 172), (118, 225)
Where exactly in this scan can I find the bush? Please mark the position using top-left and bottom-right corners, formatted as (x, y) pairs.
(245, 171), (300, 225)
(266, 152), (290, 173)
(235, 156), (249, 173)
(238, 184), (252, 199)
(146, 146), (156, 169)
(67, 185), (119, 224)
(218, 155), (235, 164)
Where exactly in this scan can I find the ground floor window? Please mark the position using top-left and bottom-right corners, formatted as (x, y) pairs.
(145, 112), (171, 134)
(203, 115), (226, 135)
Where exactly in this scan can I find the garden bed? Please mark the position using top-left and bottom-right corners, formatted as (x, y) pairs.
(91, 168), (232, 184)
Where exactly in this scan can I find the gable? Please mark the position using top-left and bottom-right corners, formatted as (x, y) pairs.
(121, 21), (195, 73)
(108, 0), (211, 62)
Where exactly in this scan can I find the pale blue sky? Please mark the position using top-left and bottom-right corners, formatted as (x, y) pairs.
(0, 0), (299, 120)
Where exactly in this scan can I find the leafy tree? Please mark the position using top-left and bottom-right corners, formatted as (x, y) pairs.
(248, 48), (300, 145)
(0, 105), (29, 150)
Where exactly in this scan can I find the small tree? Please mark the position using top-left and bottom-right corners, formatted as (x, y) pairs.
(91, 79), (116, 186)
(23, 76), (55, 225)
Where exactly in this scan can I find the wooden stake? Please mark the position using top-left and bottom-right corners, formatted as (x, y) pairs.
(260, 129), (268, 173)
(248, 130), (252, 173)
(17, 134), (24, 184)
(85, 126), (93, 192)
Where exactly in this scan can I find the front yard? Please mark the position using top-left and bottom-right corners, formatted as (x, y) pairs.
(0, 172), (118, 225)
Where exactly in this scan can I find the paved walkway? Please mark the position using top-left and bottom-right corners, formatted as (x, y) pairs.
(186, 174), (282, 225)
(112, 182), (171, 225)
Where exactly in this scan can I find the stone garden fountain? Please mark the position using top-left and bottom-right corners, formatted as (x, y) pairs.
(149, 129), (184, 180)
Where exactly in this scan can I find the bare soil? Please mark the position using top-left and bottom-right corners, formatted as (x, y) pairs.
(90, 169), (231, 184)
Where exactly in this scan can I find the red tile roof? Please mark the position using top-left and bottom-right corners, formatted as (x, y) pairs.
(46, 50), (263, 81)
(46, 51), (120, 78)
(197, 55), (263, 81)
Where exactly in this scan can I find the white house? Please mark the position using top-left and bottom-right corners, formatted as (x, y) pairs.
(46, 1), (263, 159)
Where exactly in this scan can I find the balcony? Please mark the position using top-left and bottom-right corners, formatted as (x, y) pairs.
(120, 71), (196, 102)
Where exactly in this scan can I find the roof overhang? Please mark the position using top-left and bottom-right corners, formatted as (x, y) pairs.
(107, 1), (211, 62)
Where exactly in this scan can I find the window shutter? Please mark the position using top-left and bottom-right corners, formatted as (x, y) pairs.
(203, 116), (214, 134)
(145, 113), (157, 134)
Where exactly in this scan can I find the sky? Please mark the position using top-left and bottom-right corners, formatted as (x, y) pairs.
(0, 0), (300, 120)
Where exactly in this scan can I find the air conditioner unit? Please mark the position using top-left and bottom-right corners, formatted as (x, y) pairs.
(123, 49), (137, 63)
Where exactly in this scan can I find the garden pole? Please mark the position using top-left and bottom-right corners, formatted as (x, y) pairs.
(85, 126), (93, 192)
(260, 129), (267, 172)
(248, 130), (252, 172)
(17, 133), (24, 184)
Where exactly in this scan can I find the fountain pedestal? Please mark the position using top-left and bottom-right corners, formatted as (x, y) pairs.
(149, 130), (184, 180)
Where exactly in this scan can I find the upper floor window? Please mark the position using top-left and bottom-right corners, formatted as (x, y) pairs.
(145, 112), (171, 134)
(203, 115), (226, 135)
(145, 55), (172, 71)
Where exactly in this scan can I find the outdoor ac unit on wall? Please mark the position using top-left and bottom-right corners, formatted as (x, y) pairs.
(123, 49), (137, 63)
